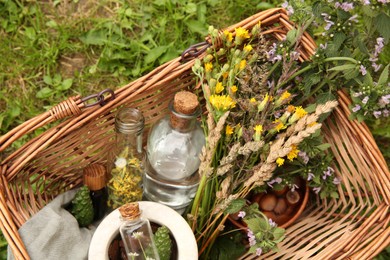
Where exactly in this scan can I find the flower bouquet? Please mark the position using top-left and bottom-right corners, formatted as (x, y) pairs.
(186, 1), (389, 258)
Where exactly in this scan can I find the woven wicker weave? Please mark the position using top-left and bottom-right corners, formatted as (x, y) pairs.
(0, 8), (389, 260)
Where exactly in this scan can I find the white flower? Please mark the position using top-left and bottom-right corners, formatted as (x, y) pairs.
(115, 157), (127, 168)
(131, 231), (144, 239)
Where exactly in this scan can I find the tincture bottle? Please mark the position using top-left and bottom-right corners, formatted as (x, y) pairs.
(119, 202), (160, 260)
(83, 163), (108, 221)
(143, 91), (205, 214)
(107, 107), (145, 209)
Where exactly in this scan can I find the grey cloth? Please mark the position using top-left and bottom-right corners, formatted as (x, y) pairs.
(8, 189), (96, 260)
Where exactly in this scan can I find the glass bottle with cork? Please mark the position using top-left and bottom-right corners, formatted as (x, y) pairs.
(83, 163), (108, 221)
(119, 202), (160, 260)
(107, 107), (145, 209)
(143, 91), (205, 214)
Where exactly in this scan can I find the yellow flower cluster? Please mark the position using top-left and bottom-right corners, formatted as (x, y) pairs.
(235, 27), (250, 43)
(215, 82), (224, 94)
(273, 119), (285, 132)
(209, 95), (236, 111)
(287, 145), (299, 161)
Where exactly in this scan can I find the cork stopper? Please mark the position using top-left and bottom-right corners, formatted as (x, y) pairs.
(83, 164), (107, 191)
(170, 91), (200, 131)
(119, 202), (141, 220)
(173, 91), (199, 115)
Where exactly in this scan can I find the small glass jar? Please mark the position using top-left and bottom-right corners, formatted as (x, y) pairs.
(107, 107), (145, 209)
(83, 163), (108, 221)
(143, 91), (205, 214)
(119, 203), (160, 260)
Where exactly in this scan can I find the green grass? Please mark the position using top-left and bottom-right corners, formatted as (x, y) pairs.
(0, 0), (275, 143)
(0, 0), (388, 259)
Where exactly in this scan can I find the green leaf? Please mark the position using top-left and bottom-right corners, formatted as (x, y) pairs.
(257, 2), (274, 10)
(224, 198), (246, 214)
(46, 20), (58, 28)
(9, 105), (20, 118)
(273, 227), (285, 242)
(43, 75), (53, 86)
(58, 79), (73, 91)
(244, 217), (269, 232)
(328, 64), (357, 72)
(286, 29), (299, 45)
(374, 12), (390, 42)
(330, 191), (339, 199)
(363, 72), (374, 86)
(378, 64), (389, 86)
(184, 19), (208, 35)
(316, 143), (331, 151)
(24, 27), (36, 40)
(36, 87), (54, 99)
(332, 32), (347, 51)
(305, 103), (317, 113)
(79, 29), (107, 46)
(185, 3), (197, 14)
(144, 46), (168, 64)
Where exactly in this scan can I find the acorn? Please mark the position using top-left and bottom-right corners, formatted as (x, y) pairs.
(286, 190), (301, 205)
(274, 197), (288, 215)
(259, 193), (277, 211)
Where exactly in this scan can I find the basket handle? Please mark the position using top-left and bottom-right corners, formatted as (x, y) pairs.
(0, 89), (115, 153)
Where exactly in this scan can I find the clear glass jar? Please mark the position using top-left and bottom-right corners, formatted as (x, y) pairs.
(107, 107), (145, 209)
(143, 91), (205, 214)
(119, 203), (160, 260)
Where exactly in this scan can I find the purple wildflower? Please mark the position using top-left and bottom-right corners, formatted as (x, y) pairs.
(378, 0), (389, 3)
(373, 111), (382, 118)
(372, 62), (382, 72)
(362, 96), (369, 104)
(374, 37), (385, 57)
(274, 111), (282, 118)
(341, 2), (354, 11)
(267, 43), (282, 63)
(380, 94), (390, 105)
(362, 0), (370, 5)
(307, 172), (315, 181)
(269, 218), (277, 227)
(353, 92), (363, 97)
(348, 14), (359, 23)
(298, 151), (310, 164)
(247, 229), (256, 246)
(256, 248), (263, 256)
(333, 177), (341, 185)
(320, 43), (328, 49)
(352, 104), (361, 112)
(321, 13), (334, 31)
(238, 211), (246, 219)
(282, 1), (294, 15)
(383, 109), (389, 117)
(267, 177), (283, 188)
(291, 184), (299, 192)
(313, 187), (321, 194)
(323, 166), (334, 180)
(359, 65), (367, 76)
(290, 51), (300, 61)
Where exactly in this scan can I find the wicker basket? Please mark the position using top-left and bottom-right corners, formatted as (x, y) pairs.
(1, 8), (389, 260)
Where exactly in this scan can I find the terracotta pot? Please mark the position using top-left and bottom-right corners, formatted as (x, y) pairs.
(228, 179), (310, 229)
